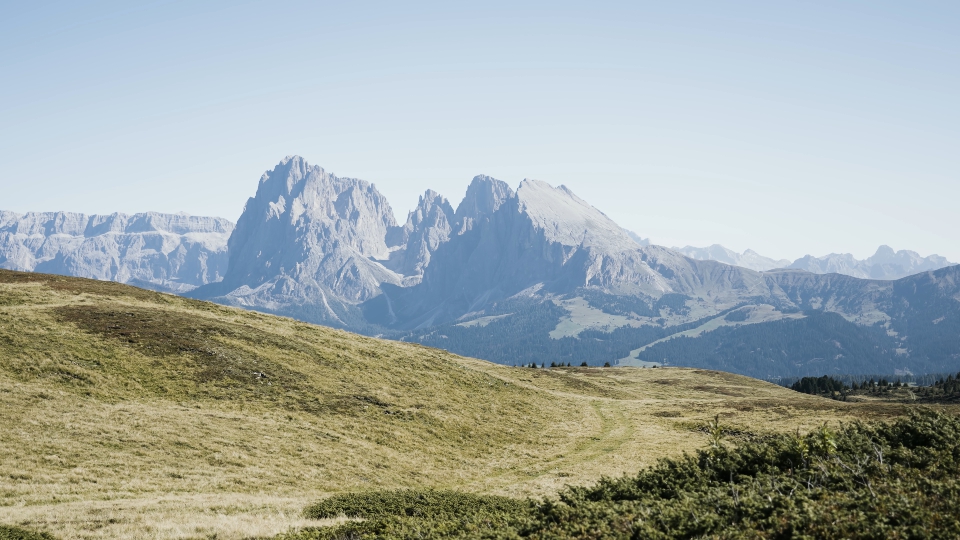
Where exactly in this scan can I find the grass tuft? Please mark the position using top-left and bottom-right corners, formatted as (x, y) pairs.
(0, 525), (57, 540)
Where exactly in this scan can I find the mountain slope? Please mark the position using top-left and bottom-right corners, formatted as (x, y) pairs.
(0, 210), (232, 293)
(0, 270), (890, 539)
(625, 266), (960, 377)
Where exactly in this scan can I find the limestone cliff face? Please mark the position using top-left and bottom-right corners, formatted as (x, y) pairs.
(198, 156), (403, 325)
(373, 179), (699, 328)
(454, 175), (514, 232)
(0, 211), (232, 293)
(384, 189), (456, 280)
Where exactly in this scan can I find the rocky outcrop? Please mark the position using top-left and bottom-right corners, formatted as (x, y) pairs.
(0, 211), (232, 293)
(369, 179), (695, 328)
(453, 175), (514, 233)
(384, 190), (456, 280)
(190, 156), (404, 326)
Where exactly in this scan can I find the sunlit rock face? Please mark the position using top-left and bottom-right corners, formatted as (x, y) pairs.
(192, 155), (404, 325)
(383, 189), (456, 282)
(371, 178), (756, 329)
(0, 210), (233, 293)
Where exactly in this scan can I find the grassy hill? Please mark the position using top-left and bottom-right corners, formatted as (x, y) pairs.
(0, 270), (912, 539)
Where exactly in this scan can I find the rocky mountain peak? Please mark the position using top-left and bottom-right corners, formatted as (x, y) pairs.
(454, 175), (514, 230)
(515, 179), (636, 252)
(872, 245), (897, 261)
(202, 158), (403, 323)
(409, 190), (454, 229)
(385, 189), (457, 279)
(234, 156), (397, 260)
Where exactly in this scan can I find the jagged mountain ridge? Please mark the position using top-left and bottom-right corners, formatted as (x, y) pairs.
(189, 157), (957, 343)
(0, 210), (232, 293)
(189, 156), (405, 325)
(383, 189), (456, 280)
(366, 179), (683, 329)
(6, 155), (956, 376)
(788, 245), (955, 280)
(674, 244), (791, 272)
(189, 157), (537, 326)
(675, 243), (953, 278)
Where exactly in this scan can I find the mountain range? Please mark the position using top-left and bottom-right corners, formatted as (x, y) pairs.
(3, 155), (958, 378)
(0, 211), (232, 293)
(676, 243), (953, 278)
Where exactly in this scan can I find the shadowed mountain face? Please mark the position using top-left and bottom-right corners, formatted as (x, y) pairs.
(0, 211), (232, 293)
(7, 156), (958, 377)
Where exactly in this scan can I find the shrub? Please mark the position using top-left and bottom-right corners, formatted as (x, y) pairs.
(0, 526), (57, 540)
(304, 489), (527, 520)
(294, 490), (532, 539)
(288, 410), (960, 540)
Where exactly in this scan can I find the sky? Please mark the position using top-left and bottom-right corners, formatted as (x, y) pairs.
(1, 1), (958, 262)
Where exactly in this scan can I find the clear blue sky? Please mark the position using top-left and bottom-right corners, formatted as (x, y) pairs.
(2, 1), (957, 262)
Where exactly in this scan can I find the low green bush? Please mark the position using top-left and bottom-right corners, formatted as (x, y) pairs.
(304, 490), (529, 520)
(288, 409), (960, 539)
(293, 490), (531, 539)
(0, 525), (57, 540)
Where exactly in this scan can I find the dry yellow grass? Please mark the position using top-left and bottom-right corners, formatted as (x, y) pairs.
(0, 270), (910, 539)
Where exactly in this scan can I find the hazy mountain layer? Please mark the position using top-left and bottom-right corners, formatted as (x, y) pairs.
(788, 245), (955, 280)
(674, 244), (791, 272)
(675, 243), (953, 279)
(0, 210), (232, 293)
